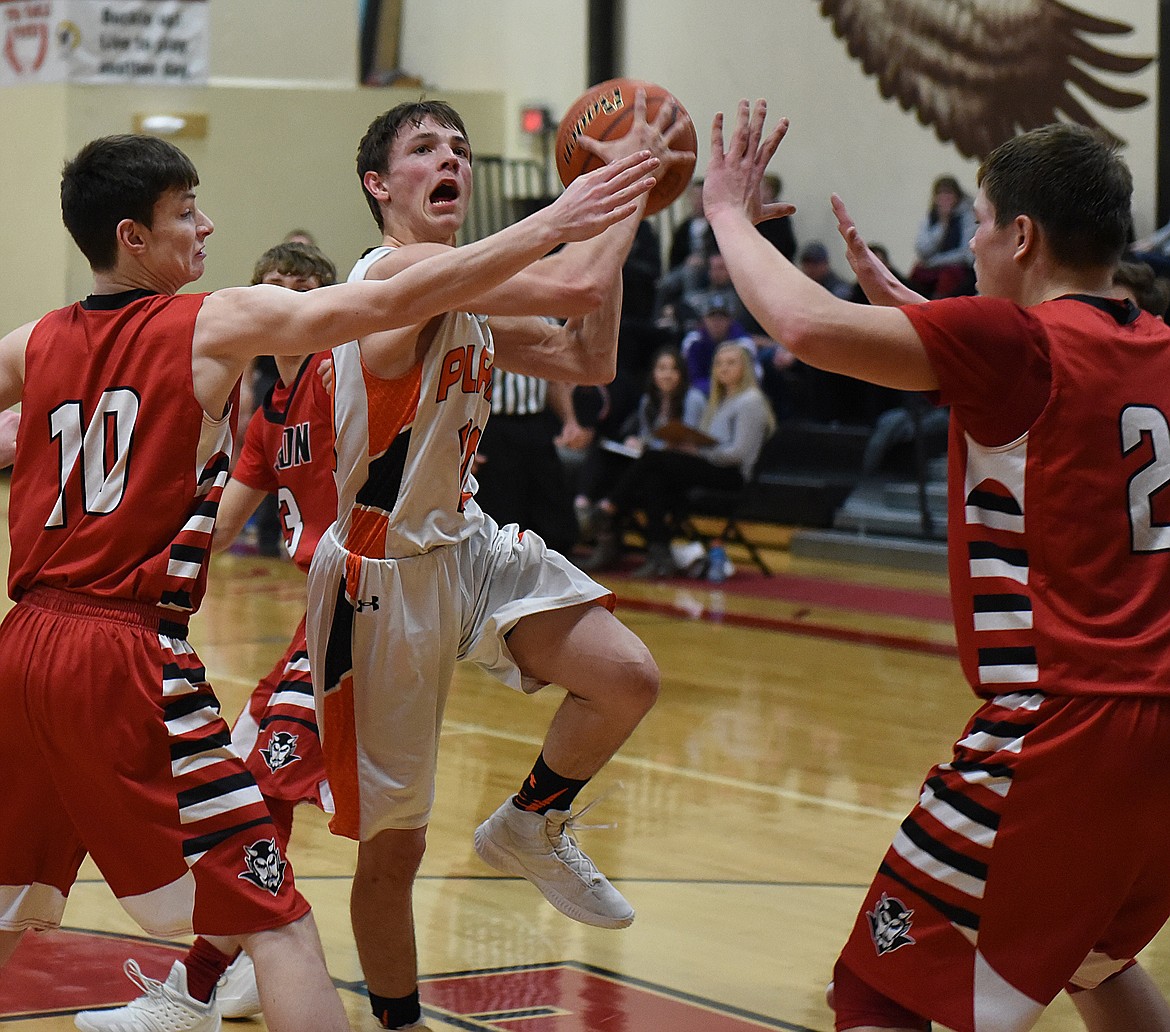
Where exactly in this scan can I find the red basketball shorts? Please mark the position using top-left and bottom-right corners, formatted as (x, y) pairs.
(837, 689), (1170, 1032)
(230, 615), (333, 845)
(0, 589), (310, 938)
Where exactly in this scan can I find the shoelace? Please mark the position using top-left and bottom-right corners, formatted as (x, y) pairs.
(545, 793), (619, 885)
(120, 959), (173, 1011)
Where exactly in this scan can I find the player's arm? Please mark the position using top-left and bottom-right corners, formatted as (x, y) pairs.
(491, 265), (623, 383)
(212, 478), (268, 553)
(192, 150), (658, 410)
(0, 323), (30, 467)
(0, 323), (31, 413)
(703, 101), (936, 390)
(0, 408), (18, 469)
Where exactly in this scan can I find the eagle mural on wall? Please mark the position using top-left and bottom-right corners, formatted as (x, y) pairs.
(818, 0), (1153, 159)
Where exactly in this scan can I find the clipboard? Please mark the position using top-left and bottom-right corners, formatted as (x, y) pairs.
(599, 438), (643, 459)
(653, 420), (716, 448)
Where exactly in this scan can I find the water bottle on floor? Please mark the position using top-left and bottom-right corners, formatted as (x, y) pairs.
(706, 539), (727, 583)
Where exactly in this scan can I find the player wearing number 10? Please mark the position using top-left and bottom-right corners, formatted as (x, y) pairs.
(705, 103), (1170, 1031)
(0, 131), (658, 1031)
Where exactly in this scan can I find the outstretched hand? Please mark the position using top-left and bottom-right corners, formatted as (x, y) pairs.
(703, 100), (794, 226)
(577, 87), (697, 186)
(548, 149), (659, 242)
(831, 194), (926, 307)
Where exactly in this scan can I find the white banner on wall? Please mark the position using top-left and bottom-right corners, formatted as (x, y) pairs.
(0, 0), (207, 87)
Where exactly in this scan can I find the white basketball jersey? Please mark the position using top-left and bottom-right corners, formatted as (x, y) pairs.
(331, 245), (493, 558)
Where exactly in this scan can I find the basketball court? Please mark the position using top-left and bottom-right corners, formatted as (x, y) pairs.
(2, 482), (1164, 1031)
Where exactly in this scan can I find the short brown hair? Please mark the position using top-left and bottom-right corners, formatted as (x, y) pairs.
(977, 124), (1132, 269)
(251, 242), (337, 287)
(356, 100), (470, 230)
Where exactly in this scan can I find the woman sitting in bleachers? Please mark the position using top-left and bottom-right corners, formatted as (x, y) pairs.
(585, 341), (776, 578)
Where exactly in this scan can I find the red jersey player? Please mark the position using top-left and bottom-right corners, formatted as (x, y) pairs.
(705, 102), (1170, 1032)
(0, 132), (658, 1032)
(76, 241), (342, 1030)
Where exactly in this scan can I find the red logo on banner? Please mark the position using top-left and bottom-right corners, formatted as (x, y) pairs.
(4, 20), (48, 74)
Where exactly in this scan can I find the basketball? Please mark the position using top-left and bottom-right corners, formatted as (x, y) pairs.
(555, 78), (697, 217)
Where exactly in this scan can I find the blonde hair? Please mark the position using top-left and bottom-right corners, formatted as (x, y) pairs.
(701, 342), (776, 435)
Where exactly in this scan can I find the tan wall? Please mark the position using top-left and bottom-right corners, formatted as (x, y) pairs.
(209, 0), (357, 85)
(0, 85), (71, 327)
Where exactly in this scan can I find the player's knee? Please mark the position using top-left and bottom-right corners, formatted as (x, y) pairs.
(357, 828), (427, 888)
(622, 643), (660, 716)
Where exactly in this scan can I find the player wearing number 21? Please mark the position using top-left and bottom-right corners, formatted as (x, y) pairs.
(303, 96), (692, 1030)
(705, 101), (1170, 1031)
(0, 132), (658, 1032)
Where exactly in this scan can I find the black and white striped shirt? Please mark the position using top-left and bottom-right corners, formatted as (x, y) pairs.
(490, 370), (548, 416)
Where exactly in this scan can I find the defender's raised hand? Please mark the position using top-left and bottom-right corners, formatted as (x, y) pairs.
(704, 100), (792, 226)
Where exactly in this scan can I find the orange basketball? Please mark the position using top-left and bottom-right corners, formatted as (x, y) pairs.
(555, 77), (697, 217)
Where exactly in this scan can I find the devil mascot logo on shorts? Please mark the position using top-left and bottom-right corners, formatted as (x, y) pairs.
(866, 892), (916, 955)
(260, 730), (301, 772)
(239, 838), (288, 895)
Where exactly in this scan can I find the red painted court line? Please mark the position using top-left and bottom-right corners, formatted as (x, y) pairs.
(420, 962), (810, 1031)
(602, 569), (952, 621)
(616, 595), (959, 658)
(0, 929), (186, 1016)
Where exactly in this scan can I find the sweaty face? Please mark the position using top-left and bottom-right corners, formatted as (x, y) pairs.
(379, 115), (473, 244)
(144, 188), (214, 291)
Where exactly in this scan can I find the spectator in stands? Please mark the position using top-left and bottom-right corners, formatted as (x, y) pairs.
(658, 180), (713, 332)
(283, 228), (318, 247)
(797, 240), (853, 299)
(757, 172), (797, 260)
(682, 249), (762, 334)
(574, 345), (706, 541)
(562, 218), (677, 499)
(668, 179), (709, 271)
(1126, 219), (1170, 279)
(907, 175), (976, 299)
(1113, 259), (1170, 318)
(585, 341), (776, 578)
(680, 293), (758, 395)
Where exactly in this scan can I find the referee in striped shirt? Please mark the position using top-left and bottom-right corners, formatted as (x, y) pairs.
(472, 369), (581, 556)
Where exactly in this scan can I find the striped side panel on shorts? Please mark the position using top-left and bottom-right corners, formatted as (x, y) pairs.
(160, 633), (274, 864)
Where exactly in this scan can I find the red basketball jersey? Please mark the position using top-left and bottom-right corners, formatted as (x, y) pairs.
(905, 293), (1170, 698)
(231, 355), (337, 573)
(8, 290), (236, 616)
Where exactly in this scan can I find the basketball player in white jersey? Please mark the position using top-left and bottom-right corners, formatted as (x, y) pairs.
(305, 94), (692, 1030)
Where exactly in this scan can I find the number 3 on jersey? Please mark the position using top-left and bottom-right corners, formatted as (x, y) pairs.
(46, 388), (140, 528)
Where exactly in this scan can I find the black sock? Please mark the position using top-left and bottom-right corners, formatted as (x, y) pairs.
(369, 988), (420, 1029)
(513, 752), (589, 813)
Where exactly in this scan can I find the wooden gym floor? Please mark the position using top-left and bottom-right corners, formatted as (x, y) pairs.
(1, 493), (1167, 1031)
